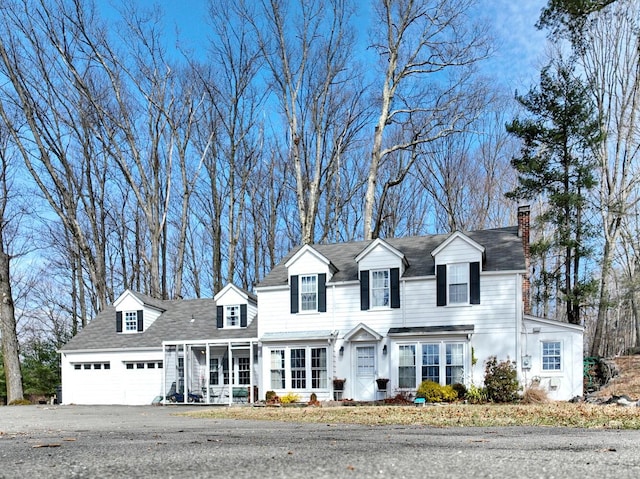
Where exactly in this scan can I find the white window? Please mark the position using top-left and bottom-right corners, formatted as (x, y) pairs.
(402, 341), (467, 388)
(125, 311), (138, 331)
(448, 264), (468, 304)
(371, 270), (390, 308)
(300, 275), (317, 311)
(421, 344), (439, 383)
(311, 348), (327, 389)
(270, 350), (285, 389)
(445, 343), (464, 384)
(226, 305), (240, 327)
(291, 348), (306, 389)
(269, 346), (328, 390)
(542, 341), (561, 371)
(398, 345), (416, 388)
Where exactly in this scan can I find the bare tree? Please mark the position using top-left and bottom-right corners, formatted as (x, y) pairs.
(363, 0), (490, 239)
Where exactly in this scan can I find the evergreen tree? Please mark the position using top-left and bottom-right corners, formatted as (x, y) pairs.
(506, 58), (601, 325)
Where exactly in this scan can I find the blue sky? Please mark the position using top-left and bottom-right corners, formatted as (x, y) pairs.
(143, 0), (549, 93)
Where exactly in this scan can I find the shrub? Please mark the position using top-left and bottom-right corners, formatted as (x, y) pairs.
(279, 392), (301, 404)
(522, 386), (549, 404)
(451, 383), (467, 399)
(416, 380), (457, 403)
(265, 390), (278, 402)
(465, 384), (487, 404)
(484, 356), (519, 403)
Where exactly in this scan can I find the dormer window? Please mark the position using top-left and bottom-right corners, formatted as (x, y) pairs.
(448, 264), (468, 304)
(226, 305), (240, 327)
(360, 268), (400, 310)
(371, 270), (390, 307)
(116, 310), (143, 333)
(300, 275), (317, 311)
(290, 274), (326, 313)
(436, 262), (481, 306)
(125, 311), (138, 331)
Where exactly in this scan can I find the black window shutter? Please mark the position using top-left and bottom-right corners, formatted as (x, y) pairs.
(470, 261), (481, 304)
(390, 268), (400, 308)
(318, 273), (327, 312)
(240, 304), (247, 327)
(216, 306), (224, 328)
(290, 275), (299, 313)
(360, 270), (369, 311)
(116, 311), (123, 332)
(436, 265), (447, 306)
(137, 310), (144, 332)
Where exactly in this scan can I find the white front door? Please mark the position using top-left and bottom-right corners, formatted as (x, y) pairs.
(354, 345), (376, 401)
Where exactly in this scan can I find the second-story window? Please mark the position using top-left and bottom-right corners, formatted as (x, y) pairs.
(125, 311), (138, 331)
(226, 305), (240, 327)
(448, 263), (469, 304)
(300, 275), (317, 311)
(371, 270), (390, 307)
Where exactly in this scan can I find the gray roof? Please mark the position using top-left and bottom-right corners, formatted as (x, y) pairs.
(257, 226), (525, 288)
(61, 298), (257, 352)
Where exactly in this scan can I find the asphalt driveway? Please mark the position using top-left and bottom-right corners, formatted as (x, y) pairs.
(1, 405), (640, 478)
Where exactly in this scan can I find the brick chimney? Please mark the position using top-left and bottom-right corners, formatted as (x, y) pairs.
(517, 205), (531, 315)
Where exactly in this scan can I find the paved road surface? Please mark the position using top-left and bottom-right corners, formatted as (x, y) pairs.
(1, 405), (639, 478)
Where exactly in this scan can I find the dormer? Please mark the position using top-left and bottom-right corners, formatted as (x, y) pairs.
(114, 290), (166, 333)
(431, 231), (485, 307)
(356, 238), (408, 311)
(214, 283), (257, 329)
(285, 245), (336, 314)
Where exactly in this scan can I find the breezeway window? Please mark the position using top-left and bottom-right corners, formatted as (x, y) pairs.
(542, 341), (561, 371)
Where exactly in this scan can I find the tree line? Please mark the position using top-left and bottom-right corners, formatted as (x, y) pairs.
(0, 0), (638, 403)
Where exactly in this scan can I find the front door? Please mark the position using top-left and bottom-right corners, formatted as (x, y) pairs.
(354, 345), (376, 401)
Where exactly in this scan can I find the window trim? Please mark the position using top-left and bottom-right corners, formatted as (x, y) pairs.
(370, 269), (390, 309)
(268, 345), (329, 391)
(226, 304), (241, 328)
(447, 263), (469, 305)
(299, 274), (318, 312)
(124, 311), (138, 332)
(398, 341), (468, 389)
(541, 340), (562, 372)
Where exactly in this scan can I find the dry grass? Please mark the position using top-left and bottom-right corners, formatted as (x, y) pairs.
(185, 355), (640, 430)
(185, 402), (640, 429)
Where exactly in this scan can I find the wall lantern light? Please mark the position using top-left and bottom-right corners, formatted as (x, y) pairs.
(339, 346), (344, 356)
(382, 345), (387, 355)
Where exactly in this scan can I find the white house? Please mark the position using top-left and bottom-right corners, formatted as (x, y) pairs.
(255, 206), (584, 402)
(59, 285), (259, 405)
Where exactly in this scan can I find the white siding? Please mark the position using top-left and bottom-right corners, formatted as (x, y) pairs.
(358, 244), (403, 272)
(288, 253), (331, 278)
(433, 236), (483, 266)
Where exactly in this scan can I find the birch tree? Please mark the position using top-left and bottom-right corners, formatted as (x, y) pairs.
(363, 0), (490, 239)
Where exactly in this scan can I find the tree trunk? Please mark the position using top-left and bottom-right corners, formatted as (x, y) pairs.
(0, 242), (23, 403)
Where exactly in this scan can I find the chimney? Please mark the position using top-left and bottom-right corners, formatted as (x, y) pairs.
(517, 205), (531, 315)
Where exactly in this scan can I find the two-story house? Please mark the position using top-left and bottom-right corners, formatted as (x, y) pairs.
(255, 206), (584, 402)
(59, 284), (259, 405)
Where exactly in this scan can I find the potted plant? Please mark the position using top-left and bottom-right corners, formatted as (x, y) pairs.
(376, 378), (389, 390)
(333, 378), (345, 390)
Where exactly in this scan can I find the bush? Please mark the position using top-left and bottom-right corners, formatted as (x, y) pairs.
(416, 380), (457, 403)
(451, 383), (467, 399)
(465, 384), (487, 404)
(484, 356), (519, 403)
(279, 392), (301, 404)
(522, 386), (549, 404)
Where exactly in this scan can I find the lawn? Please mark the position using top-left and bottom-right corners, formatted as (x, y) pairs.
(185, 402), (640, 429)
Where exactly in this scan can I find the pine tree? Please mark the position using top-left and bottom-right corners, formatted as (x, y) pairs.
(506, 58), (601, 325)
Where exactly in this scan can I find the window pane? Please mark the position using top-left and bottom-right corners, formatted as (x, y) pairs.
(226, 305), (239, 326)
(398, 345), (416, 388)
(290, 348), (306, 389)
(448, 264), (468, 304)
(125, 311), (137, 331)
(446, 344), (464, 385)
(421, 344), (439, 383)
(371, 270), (390, 307)
(542, 341), (561, 371)
(270, 350), (285, 389)
(300, 275), (317, 311)
(209, 358), (219, 385)
(238, 357), (251, 385)
(311, 348), (327, 389)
